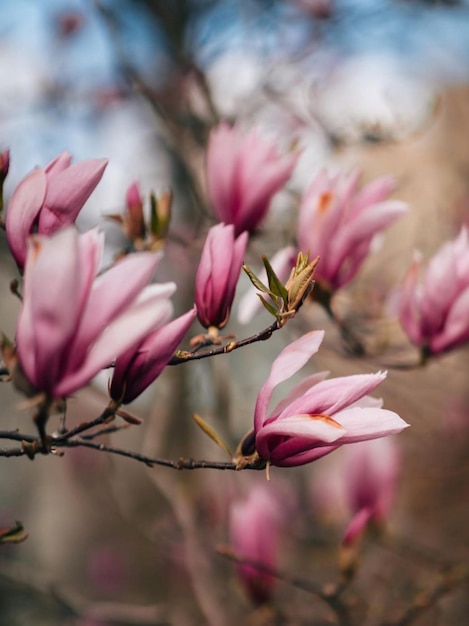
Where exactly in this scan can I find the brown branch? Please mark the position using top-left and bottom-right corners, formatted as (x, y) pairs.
(169, 319), (282, 365)
(0, 430), (264, 471)
(53, 406), (115, 442)
(62, 438), (263, 471)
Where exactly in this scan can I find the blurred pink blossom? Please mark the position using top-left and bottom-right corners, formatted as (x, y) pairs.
(110, 307), (197, 404)
(88, 546), (126, 595)
(206, 123), (298, 235)
(229, 483), (285, 605)
(254, 330), (408, 467)
(294, 0), (334, 19)
(297, 170), (407, 291)
(0, 149), (10, 180)
(15, 227), (175, 399)
(195, 223), (248, 329)
(398, 227), (469, 356)
(6, 151), (107, 269)
(342, 437), (399, 545)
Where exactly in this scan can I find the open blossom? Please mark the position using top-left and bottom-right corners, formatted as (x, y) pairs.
(254, 330), (408, 467)
(15, 227), (175, 399)
(342, 437), (399, 545)
(206, 123), (298, 235)
(398, 227), (469, 356)
(229, 484), (285, 605)
(110, 307), (197, 404)
(297, 170), (407, 291)
(195, 223), (248, 329)
(6, 151), (107, 269)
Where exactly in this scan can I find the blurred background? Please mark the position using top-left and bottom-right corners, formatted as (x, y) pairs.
(1, 1), (469, 624)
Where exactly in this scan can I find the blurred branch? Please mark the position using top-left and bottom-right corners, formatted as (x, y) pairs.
(95, 0), (216, 219)
(0, 559), (169, 625)
(217, 545), (352, 626)
(381, 563), (469, 626)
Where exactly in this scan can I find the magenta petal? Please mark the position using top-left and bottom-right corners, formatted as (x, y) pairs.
(6, 168), (47, 267)
(45, 151), (73, 175)
(268, 371), (330, 418)
(206, 124), (240, 224)
(39, 158), (108, 231)
(113, 307), (197, 403)
(17, 229), (82, 391)
(73, 252), (164, 355)
(347, 176), (396, 220)
(331, 407), (409, 443)
(343, 508), (373, 546)
(254, 330), (325, 431)
(328, 201), (407, 280)
(256, 413), (345, 461)
(278, 372), (387, 421)
(56, 296), (174, 397)
(430, 286), (469, 353)
(195, 223), (246, 329)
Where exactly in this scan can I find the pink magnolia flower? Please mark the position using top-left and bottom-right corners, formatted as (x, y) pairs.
(254, 330), (408, 467)
(206, 123), (298, 235)
(398, 227), (469, 356)
(229, 483), (285, 605)
(297, 170), (407, 291)
(110, 307), (197, 404)
(195, 223), (248, 329)
(6, 151), (107, 269)
(15, 227), (175, 399)
(342, 437), (399, 545)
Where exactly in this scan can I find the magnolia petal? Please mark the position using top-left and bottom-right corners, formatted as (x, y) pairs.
(17, 229), (82, 391)
(277, 372), (387, 422)
(55, 297), (174, 397)
(6, 168), (47, 267)
(238, 152), (297, 232)
(268, 371), (330, 418)
(254, 330), (325, 431)
(39, 158), (108, 232)
(73, 252), (164, 355)
(112, 307), (197, 403)
(343, 507), (373, 546)
(272, 444), (338, 467)
(347, 176), (396, 220)
(206, 123), (240, 224)
(328, 201), (407, 279)
(330, 407), (409, 443)
(45, 151), (73, 175)
(430, 285), (469, 353)
(256, 412), (345, 461)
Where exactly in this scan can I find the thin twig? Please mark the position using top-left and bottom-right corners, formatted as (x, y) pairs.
(170, 319), (282, 365)
(62, 439), (263, 471)
(0, 431), (264, 471)
(53, 406), (114, 442)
